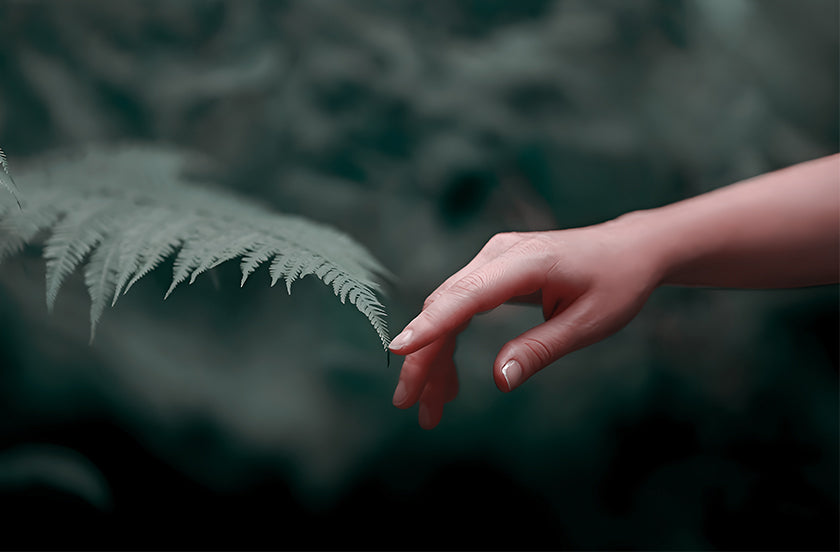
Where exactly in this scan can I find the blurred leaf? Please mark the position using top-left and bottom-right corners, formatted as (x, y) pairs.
(0, 444), (112, 511)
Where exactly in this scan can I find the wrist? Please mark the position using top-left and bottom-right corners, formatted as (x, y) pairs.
(602, 208), (678, 289)
(598, 154), (840, 290)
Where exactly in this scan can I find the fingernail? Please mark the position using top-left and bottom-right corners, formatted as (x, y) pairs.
(389, 328), (413, 351)
(392, 381), (407, 406)
(501, 359), (522, 391)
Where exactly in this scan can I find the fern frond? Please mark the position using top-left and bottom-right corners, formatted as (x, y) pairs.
(0, 146), (391, 348)
(0, 147), (22, 209)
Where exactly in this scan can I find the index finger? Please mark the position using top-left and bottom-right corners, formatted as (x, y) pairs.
(389, 251), (548, 354)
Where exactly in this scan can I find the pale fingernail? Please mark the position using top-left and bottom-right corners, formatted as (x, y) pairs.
(389, 328), (413, 351)
(501, 359), (522, 391)
(392, 381), (408, 406)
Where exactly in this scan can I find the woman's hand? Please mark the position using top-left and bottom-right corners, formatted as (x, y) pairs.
(389, 154), (839, 429)
(388, 220), (661, 429)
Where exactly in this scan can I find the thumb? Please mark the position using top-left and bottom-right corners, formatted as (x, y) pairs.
(493, 296), (602, 392)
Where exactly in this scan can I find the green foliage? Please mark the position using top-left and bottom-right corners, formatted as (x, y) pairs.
(0, 146), (390, 347)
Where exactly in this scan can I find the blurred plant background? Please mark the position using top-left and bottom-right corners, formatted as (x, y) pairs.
(0, 0), (837, 549)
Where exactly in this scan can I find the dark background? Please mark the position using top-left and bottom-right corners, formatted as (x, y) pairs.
(0, 0), (837, 549)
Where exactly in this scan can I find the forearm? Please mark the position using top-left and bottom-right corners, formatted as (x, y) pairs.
(616, 154), (840, 289)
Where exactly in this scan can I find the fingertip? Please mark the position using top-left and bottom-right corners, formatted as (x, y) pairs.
(417, 374), (447, 429)
(393, 395), (416, 409)
(494, 370), (511, 393)
(392, 380), (421, 409)
(392, 380), (408, 407)
(500, 359), (523, 392)
(418, 401), (442, 430)
(493, 371), (508, 393)
(388, 328), (414, 353)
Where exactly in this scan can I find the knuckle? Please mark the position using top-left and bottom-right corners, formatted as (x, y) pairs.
(486, 231), (520, 250)
(519, 336), (555, 369)
(486, 232), (507, 247)
(450, 271), (488, 297)
(512, 235), (556, 267)
(415, 308), (445, 332)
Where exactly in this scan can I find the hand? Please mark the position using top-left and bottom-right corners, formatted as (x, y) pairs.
(389, 220), (661, 429)
(388, 154), (839, 429)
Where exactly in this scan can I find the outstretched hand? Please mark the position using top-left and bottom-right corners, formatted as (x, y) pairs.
(388, 221), (659, 429)
(387, 154), (839, 430)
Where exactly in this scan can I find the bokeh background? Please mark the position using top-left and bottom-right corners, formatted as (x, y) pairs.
(0, 0), (837, 549)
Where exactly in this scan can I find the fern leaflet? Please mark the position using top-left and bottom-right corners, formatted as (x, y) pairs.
(0, 147), (22, 209)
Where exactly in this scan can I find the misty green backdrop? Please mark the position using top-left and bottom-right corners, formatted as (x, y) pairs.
(0, 0), (837, 549)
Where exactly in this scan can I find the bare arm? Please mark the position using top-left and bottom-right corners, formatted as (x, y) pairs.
(636, 153), (839, 288)
(389, 154), (840, 429)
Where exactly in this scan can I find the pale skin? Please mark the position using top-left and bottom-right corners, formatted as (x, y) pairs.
(389, 153), (840, 429)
